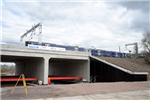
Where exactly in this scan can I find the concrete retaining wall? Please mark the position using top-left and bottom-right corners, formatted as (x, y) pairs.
(49, 60), (90, 82)
(1, 44), (90, 84)
(15, 57), (49, 84)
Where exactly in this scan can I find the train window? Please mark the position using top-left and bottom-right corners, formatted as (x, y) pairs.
(68, 47), (73, 50)
(94, 50), (98, 53)
(91, 50), (97, 53)
(45, 44), (50, 47)
(69, 47), (72, 50)
(78, 48), (81, 51)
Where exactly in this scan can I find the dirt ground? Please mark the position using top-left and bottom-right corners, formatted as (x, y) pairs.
(1, 81), (150, 100)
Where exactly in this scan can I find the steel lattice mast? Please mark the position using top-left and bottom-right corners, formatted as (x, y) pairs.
(20, 22), (42, 44)
(125, 42), (138, 55)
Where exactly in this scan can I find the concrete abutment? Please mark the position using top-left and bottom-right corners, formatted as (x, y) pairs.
(49, 58), (90, 82)
(15, 57), (50, 84)
(15, 57), (90, 84)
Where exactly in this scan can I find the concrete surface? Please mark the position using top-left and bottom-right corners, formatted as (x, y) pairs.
(34, 90), (150, 100)
(1, 44), (90, 60)
(15, 58), (48, 84)
(0, 44), (149, 84)
(49, 59), (90, 81)
(1, 44), (90, 84)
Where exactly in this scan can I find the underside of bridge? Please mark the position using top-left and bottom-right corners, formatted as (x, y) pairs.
(90, 57), (147, 82)
(1, 55), (90, 84)
(1, 55), (44, 82)
(49, 58), (89, 82)
(1, 54), (147, 85)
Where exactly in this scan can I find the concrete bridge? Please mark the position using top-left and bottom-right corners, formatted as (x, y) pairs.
(0, 44), (90, 84)
(1, 44), (149, 85)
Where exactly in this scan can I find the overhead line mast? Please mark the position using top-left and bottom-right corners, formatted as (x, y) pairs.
(20, 22), (42, 44)
(125, 42), (138, 58)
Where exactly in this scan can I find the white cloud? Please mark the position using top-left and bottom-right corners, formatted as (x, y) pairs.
(1, 1), (149, 53)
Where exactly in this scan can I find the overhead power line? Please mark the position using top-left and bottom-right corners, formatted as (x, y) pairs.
(1, 21), (143, 49)
(0, 21), (126, 41)
(1, 21), (31, 27)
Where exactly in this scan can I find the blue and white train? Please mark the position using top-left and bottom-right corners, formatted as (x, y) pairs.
(25, 41), (130, 58)
(89, 49), (130, 58)
(25, 41), (87, 52)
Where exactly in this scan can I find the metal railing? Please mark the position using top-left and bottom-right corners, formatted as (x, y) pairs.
(90, 76), (97, 83)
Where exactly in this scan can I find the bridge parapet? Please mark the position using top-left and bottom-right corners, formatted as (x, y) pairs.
(1, 44), (91, 59)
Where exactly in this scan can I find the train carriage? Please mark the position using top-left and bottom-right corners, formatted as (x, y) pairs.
(26, 41), (130, 58)
(25, 41), (86, 52)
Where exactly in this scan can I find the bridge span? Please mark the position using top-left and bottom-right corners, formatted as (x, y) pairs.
(0, 44), (90, 84)
(1, 44), (149, 85)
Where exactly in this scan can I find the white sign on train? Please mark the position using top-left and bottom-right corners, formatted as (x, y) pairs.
(28, 45), (40, 49)
(28, 45), (66, 51)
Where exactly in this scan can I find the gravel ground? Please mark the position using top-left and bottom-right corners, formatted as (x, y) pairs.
(96, 57), (150, 73)
(1, 81), (150, 100)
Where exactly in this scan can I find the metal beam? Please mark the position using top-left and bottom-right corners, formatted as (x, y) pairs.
(20, 22), (42, 43)
(125, 42), (138, 55)
(125, 42), (137, 46)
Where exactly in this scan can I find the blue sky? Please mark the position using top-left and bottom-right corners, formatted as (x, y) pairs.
(1, 0), (150, 53)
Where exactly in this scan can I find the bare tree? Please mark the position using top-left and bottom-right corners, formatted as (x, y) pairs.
(142, 33), (150, 53)
(1, 64), (15, 75)
(142, 33), (150, 64)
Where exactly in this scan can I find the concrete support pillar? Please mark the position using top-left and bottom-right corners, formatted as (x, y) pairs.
(87, 57), (90, 82)
(43, 57), (50, 85)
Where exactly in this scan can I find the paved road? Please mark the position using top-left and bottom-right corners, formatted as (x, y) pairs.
(23, 90), (150, 100)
